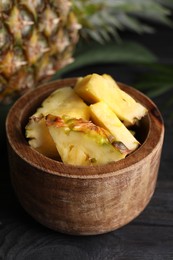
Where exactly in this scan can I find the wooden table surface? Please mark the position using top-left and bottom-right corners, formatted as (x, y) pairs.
(0, 25), (173, 259)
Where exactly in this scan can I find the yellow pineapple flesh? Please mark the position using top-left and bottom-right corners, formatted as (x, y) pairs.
(25, 86), (89, 159)
(25, 114), (59, 160)
(74, 73), (147, 126)
(25, 73), (148, 165)
(36, 87), (90, 119)
(46, 114), (129, 166)
(90, 101), (139, 151)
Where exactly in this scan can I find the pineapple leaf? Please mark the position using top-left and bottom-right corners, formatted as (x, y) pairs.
(116, 13), (155, 34)
(72, 0), (173, 43)
(52, 41), (157, 79)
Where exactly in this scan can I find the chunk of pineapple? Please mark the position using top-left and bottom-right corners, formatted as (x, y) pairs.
(25, 87), (90, 158)
(103, 74), (139, 106)
(46, 114), (129, 166)
(36, 86), (90, 119)
(74, 73), (147, 126)
(90, 101), (139, 151)
(25, 115), (60, 159)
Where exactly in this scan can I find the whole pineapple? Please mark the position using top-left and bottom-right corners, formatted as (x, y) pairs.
(0, 0), (80, 103)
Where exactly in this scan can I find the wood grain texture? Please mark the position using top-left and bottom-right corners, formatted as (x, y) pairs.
(0, 182), (173, 260)
(6, 78), (164, 235)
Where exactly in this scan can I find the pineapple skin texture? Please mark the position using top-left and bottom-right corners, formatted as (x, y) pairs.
(25, 87), (89, 159)
(74, 74), (147, 126)
(46, 114), (128, 166)
(0, 1), (80, 104)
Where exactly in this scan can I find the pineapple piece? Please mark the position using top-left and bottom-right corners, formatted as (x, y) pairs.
(90, 101), (139, 151)
(25, 114), (60, 160)
(25, 87), (90, 158)
(74, 73), (147, 126)
(46, 114), (129, 166)
(103, 74), (139, 106)
(36, 86), (90, 120)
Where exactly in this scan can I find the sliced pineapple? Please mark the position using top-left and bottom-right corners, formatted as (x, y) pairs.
(103, 73), (141, 106)
(90, 101), (139, 151)
(25, 114), (60, 159)
(74, 73), (147, 126)
(46, 114), (129, 166)
(36, 86), (90, 119)
(25, 87), (89, 158)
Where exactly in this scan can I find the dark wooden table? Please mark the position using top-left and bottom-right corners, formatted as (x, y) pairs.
(0, 25), (173, 259)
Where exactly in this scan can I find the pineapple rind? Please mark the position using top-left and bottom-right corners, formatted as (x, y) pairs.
(46, 114), (128, 166)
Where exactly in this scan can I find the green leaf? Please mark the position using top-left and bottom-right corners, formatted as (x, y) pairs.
(73, 0), (173, 43)
(52, 41), (157, 79)
(116, 13), (155, 33)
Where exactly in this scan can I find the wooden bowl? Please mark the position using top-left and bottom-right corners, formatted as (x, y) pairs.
(6, 78), (164, 235)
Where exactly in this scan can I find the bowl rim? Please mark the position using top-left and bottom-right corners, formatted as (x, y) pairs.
(6, 77), (165, 179)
